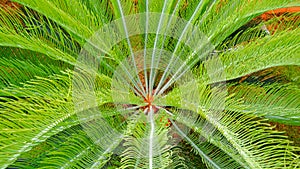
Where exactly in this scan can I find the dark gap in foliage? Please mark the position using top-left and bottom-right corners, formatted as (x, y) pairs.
(227, 66), (300, 86)
(270, 121), (300, 153)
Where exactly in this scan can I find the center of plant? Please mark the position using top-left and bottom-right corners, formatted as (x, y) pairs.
(144, 93), (154, 106)
(142, 94), (159, 114)
(111, 50), (184, 116)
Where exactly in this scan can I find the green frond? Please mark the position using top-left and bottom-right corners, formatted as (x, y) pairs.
(171, 109), (251, 168)
(0, 47), (69, 89)
(0, 70), (113, 168)
(187, 134), (244, 169)
(158, 77), (226, 111)
(226, 65), (300, 87)
(176, 108), (298, 168)
(206, 111), (298, 168)
(148, 0), (176, 14)
(170, 119), (243, 169)
(199, 0), (299, 46)
(0, 6), (79, 64)
(218, 28), (300, 82)
(12, 0), (106, 42)
(166, 146), (189, 168)
(0, 73), (72, 168)
(227, 83), (300, 125)
(164, 79), (299, 168)
(9, 125), (120, 169)
(120, 112), (172, 169)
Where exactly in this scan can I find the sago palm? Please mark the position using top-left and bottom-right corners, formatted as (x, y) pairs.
(0, 0), (299, 168)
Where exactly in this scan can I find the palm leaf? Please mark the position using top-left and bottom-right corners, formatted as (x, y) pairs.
(12, 0), (107, 42)
(218, 28), (300, 82)
(227, 83), (300, 125)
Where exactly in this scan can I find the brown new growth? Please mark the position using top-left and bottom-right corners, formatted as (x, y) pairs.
(140, 88), (159, 114)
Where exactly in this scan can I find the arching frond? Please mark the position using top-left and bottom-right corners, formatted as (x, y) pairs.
(171, 108), (251, 168)
(0, 6), (79, 64)
(12, 0), (107, 42)
(8, 125), (122, 169)
(163, 79), (299, 168)
(217, 28), (300, 82)
(173, 108), (299, 169)
(0, 47), (70, 89)
(120, 112), (172, 169)
(0, 71), (113, 168)
(227, 83), (300, 125)
(0, 73), (72, 168)
(198, 0), (299, 45)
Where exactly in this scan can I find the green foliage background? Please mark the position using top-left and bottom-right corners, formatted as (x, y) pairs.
(0, 0), (299, 168)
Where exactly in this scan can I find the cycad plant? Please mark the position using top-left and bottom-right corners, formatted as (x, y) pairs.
(0, 0), (300, 168)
